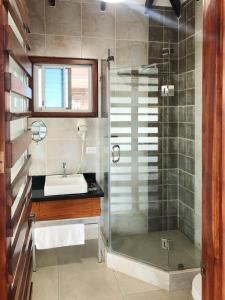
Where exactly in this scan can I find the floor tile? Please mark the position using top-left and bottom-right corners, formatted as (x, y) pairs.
(32, 266), (59, 300)
(115, 271), (160, 295)
(59, 267), (122, 300)
(124, 289), (193, 300)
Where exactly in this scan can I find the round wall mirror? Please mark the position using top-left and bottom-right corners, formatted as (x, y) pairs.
(31, 121), (47, 143)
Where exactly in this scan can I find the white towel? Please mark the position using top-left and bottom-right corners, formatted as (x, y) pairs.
(34, 223), (85, 250)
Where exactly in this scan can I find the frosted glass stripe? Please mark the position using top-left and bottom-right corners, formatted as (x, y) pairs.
(111, 85), (131, 91)
(138, 156), (158, 163)
(111, 167), (131, 174)
(138, 166), (159, 173)
(111, 127), (131, 134)
(111, 204), (132, 212)
(139, 77), (158, 84)
(138, 97), (158, 104)
(111, 196), (132, 203)
(111, 107), (131, 114)
(111, 137), (131, 144)
(139, 85), (158, 92)
(138, 115), (158, 122)
(111, 115), (131, 122)
(119, 145), (131, 151)
(139, 185), (159, 192)
(138, 107), (158, 114)
(139, 203), (148, 210)
(111, 97), (131, 104)
(138, 173), (159, 180)
(117, 157), (132, 163)
(111, 77), (132, 84)
(111, 186), (132, 193)
(138, 137), (159, 143)
(138, 127), (158, 134)
(138, 144), (158, 151)
(111, 174), (132, 181)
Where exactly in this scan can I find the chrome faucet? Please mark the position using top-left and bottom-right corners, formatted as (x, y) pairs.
(62, 162), (67, 177)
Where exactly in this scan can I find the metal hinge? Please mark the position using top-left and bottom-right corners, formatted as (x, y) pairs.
(0, 151), (5, 174)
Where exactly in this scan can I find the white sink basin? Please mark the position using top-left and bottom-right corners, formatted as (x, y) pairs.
(44, 174), (88, 196)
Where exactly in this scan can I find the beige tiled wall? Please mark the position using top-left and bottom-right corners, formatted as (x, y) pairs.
(27, 0), (149, 176)
(29, 118), (100, 176)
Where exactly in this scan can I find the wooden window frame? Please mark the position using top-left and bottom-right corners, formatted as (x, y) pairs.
(29, 56), (98, 118)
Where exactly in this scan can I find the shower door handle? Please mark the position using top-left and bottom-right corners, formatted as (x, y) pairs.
(112, 145), (120, 164)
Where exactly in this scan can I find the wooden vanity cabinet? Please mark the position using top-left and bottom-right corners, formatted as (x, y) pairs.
(31, 198), (101, 221)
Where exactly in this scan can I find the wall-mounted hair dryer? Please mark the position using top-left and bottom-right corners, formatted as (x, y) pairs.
(77, 119), (88, 141)
(76, 119), (88, 173)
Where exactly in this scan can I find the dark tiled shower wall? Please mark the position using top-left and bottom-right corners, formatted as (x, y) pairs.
(178, 0), (195, 241)
(148, 7), (179, 232)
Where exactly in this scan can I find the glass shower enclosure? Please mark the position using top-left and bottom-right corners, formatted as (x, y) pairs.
(100, 0), (202, 273)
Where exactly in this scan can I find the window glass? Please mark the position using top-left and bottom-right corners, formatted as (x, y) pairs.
(32, 59), (97, 117)
(45, 68), (64, 108)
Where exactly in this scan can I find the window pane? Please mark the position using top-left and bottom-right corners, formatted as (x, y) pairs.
(45, 68), (64, 108)
(71, 66), (92, 111)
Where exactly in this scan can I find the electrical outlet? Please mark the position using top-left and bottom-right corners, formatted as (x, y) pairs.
(86, 147), (97, 154)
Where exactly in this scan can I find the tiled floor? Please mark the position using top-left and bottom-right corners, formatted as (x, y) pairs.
(32, 240), (193, 300)
(112, 230), (201, 271)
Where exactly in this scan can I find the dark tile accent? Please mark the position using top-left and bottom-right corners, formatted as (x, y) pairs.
(148, 42), (164, 58)
(148, 201), (163, 217)
(179, 40), (186, 58)
(179, 139), (186, 155)
(179, 218), (194, 241)
(185, 156), (195, 174)
(186, 0), (195, 20)
(179, 186), (195, 208)
(148, 217), (162, 231)
(186, 54), (195, 71)
(179, 58), (187, 74)
(149, 9), (164, 27)
(186, 140), (195, 158)
(186, 106), (195, 122)
(168, 184), (178, 199)
(167, 200), (178, 216)
(179, 73), (186, 90)
(179, 107), (187, 122)
(179, 90), (186, 106)
(179, 154), (186, 170)
(186, 36), (195, 54)
(167, 107), (179, 122)
(186, 123), (195, 139)
(186, 88), (195, 105)
(164, 27), (178, 43)
(179, 123), (186, 138)
(163, 10), (178, 29)
(163, 154), (178, 168)
(186, 17), (195, 37)
(164, 123), (178, 137)
(149, 26), (164, 41)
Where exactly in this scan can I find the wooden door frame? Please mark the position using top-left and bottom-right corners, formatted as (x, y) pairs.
(0, 0), (225, 299)
(0, 1), (8, 299)
(202, 0), (225, 299)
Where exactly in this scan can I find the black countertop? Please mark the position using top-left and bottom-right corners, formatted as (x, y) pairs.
(31, 173), (104, 202)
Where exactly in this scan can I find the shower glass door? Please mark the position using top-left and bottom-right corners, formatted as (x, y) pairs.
(109, 62), (171, 270)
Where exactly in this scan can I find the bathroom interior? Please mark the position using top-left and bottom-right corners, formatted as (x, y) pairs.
(0, 0), (206, 299)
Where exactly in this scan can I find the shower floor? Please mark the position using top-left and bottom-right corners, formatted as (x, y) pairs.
(111, 230), (201, 271)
